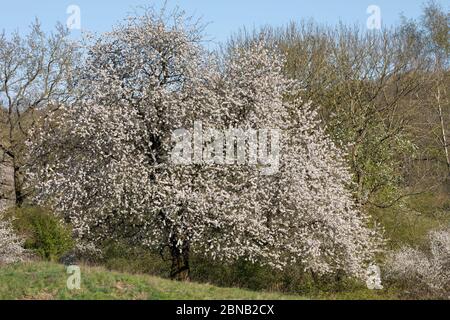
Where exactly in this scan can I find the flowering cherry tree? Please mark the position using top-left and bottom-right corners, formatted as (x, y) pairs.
(28, 8), (383, 280)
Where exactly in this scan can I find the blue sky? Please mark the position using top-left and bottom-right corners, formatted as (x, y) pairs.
(0, 0), (448, 45)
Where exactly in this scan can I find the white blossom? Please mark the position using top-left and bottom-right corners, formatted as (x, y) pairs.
(28, 9), (383, 279)
(0, 218), (25, 264)
(386, 226), (450, 297)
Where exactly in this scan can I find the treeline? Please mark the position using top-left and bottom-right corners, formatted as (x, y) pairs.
(228, 2), (449, 207)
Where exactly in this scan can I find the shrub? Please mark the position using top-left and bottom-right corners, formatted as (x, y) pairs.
(101, 242), (169, 276)
(385, 226), (450, 299)
(369, 192), (450, 250)
(0, 217), (25, 264)
(7, 206), (74, 262)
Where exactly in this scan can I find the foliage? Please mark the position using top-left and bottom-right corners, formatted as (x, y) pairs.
(228, 23), (421, 206)
(385, 226), (450, 299)
(227, 1), (449, 209)
(371, 192), (450, 249)
(7, 206), (74, 261)
(101, 242), (169, 276)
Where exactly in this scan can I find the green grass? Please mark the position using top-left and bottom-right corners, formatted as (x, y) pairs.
(0, 262), (400, 300)
(0, 262), (308, 300)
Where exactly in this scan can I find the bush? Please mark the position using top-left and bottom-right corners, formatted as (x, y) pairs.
(101, 242), (169, 276)
(385, 226), (450, 299)
(6, 206), (74, 262)
(0, 217), (25, 264)
(190, 255), (373, 296)
(370, 192), (450, 250)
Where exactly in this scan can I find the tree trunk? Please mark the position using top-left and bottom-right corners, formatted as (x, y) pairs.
(437, 88), (449, 175)
(169, 239), (190, 281)
(438, 101), (450, 193)
(13, 161), (24, 207)
(0, 151), (16, 211)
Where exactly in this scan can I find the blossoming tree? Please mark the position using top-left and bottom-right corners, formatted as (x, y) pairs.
(28, 8), (383, 280)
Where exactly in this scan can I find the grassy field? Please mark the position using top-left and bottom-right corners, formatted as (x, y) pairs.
(0, 262), (399, 300)
(0, 262), (308, 300)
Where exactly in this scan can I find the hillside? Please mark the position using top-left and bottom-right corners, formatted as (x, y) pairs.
(0, 262), (400, 300)
(0, 262), (307, 300)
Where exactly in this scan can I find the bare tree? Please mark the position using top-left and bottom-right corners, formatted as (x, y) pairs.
(0, 20), (77, 207)
(422, 1), (450, 176)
